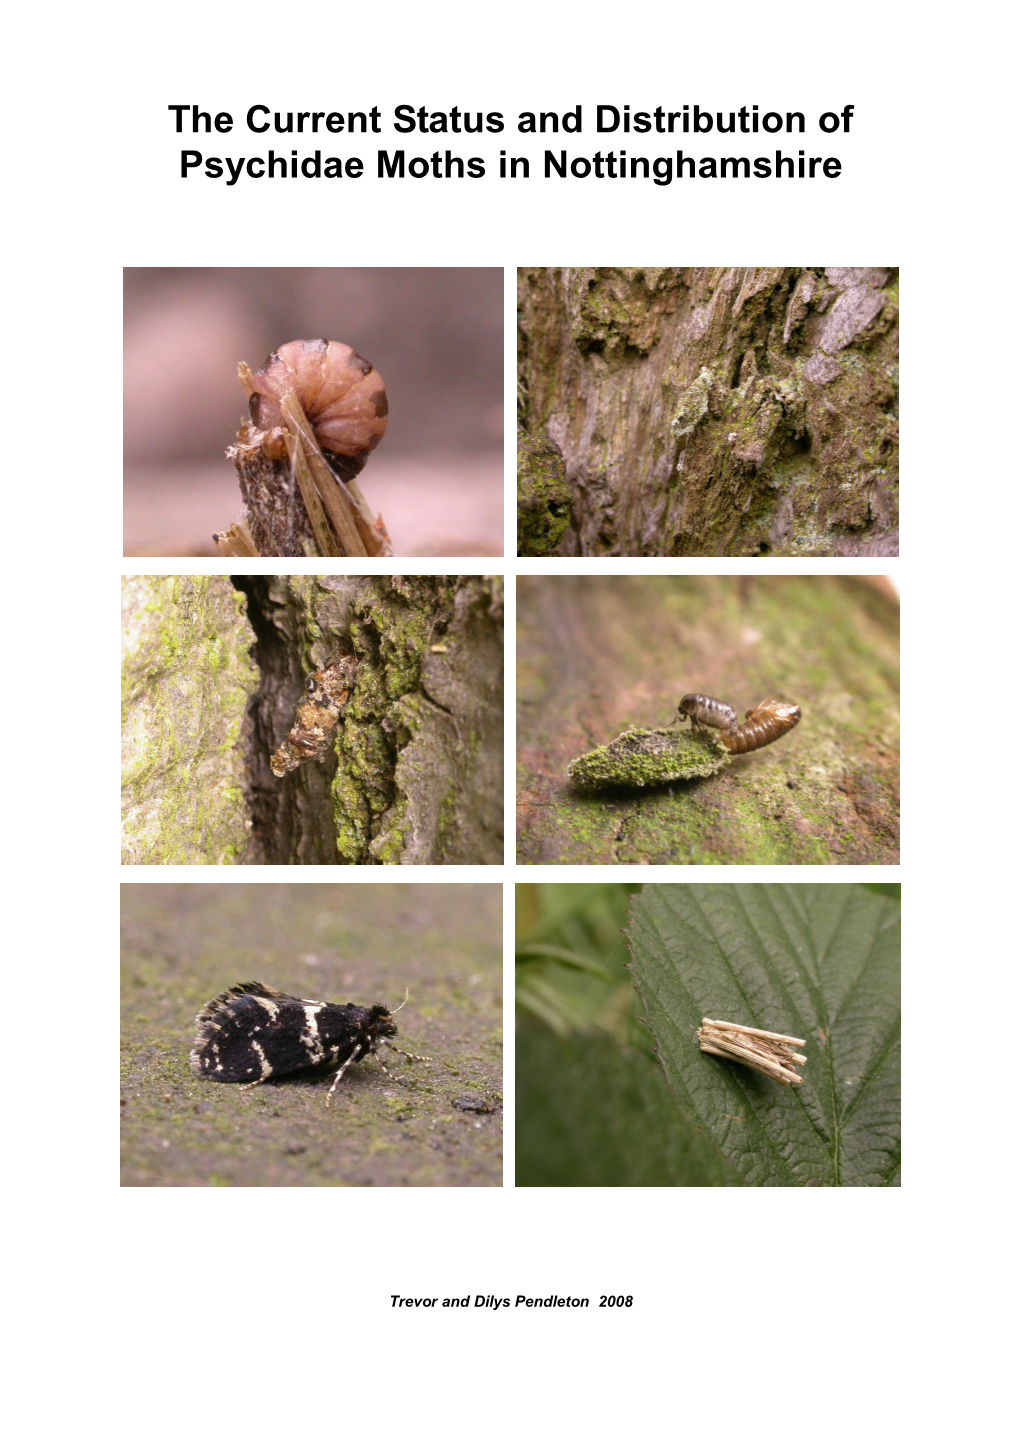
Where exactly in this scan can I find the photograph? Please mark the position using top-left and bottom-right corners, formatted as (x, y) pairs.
(518, 266), (898, 557)
(517, 574), (899, 865)
(121, 883), (503, 1187)
(124, 267), (503, 557)
(122, 574), (504, 865)
(516, 882), (900, 1187)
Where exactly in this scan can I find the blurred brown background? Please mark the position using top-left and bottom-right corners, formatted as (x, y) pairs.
(124, 268), (504, 556)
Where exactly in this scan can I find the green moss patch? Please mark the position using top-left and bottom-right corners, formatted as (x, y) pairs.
(517, 430), (571, 556)
(568, 726), (729, 790)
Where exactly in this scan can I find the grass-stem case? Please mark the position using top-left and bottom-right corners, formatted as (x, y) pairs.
(697, 1017), (807, 1085)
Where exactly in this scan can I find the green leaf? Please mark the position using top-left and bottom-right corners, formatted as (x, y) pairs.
(516, 1023), (743, 1187)
(626, 885), (900, 1187)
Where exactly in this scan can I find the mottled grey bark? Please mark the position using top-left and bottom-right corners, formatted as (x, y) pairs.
(518, 267), (898, 557)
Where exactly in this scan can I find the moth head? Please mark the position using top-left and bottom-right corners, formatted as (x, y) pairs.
(367, 1004), (400, 1040)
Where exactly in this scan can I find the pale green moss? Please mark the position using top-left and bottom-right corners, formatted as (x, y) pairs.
(121, 577), (257, 864)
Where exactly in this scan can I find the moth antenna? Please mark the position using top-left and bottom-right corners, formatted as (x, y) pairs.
(390, 988), (411, 1015)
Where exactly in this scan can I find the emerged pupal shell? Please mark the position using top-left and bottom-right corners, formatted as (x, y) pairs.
(721, 697), (801, 754)
(248, 338), (388, 473)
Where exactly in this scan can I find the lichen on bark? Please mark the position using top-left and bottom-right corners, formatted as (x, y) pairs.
(121, 576), (258, 864)
(518, 266), (899, 557)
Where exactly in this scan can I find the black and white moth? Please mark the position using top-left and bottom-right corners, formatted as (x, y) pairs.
(190, 981), (427, 1106)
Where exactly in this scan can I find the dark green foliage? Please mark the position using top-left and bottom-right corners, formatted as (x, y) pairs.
(516, 1024), (743, 1187)
(515, 883), (640, 1036)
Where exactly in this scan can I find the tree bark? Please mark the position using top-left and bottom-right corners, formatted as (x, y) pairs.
(516, 575), (899, 865)
(517, 267), (898, 557)
(237, 574), (504, 865)
(122, 575), (504, 865)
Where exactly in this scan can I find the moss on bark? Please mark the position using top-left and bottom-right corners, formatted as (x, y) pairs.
(518, 267), (898, 557)
(342, 576), (504, 864)
(122, 575), (504, 866)
(568, 726), (729, 789)
(517, 428), (571, 555)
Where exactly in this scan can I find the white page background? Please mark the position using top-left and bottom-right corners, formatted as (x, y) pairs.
(6, 2), (1010, 1435)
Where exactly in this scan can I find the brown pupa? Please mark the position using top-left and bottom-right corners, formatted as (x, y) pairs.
(221, 338), (392, 558)
(246, 338), (388, 482)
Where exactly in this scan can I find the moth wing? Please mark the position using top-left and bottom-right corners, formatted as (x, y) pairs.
(228, 980), (288, 999)
(191, 983), (315, 1082)
(194, 980), (297, 1027)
